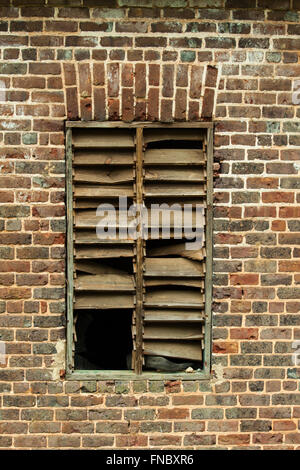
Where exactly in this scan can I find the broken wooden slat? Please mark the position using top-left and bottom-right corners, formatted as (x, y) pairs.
(144, 184), (206, 197)
(142, 324), (203, 341)
(143, 340), (202, 361)
(144, 309), (205, 323)
(75, 260), (126, 275)
(75, 273), (135, 292)
(74, 167), (134, 184)
(144, 148), (205, 165)
(145, 167), (205, 182)
(74, 149), (133, 166)
(145, 288), (204, 308)
(148, 243), (205, 261)
(75, 245), (133, 258)
(144, 258), (204, 277)
(72, 129), (135, 148)
(143, 129), (204, 144)
(75, 185), (134, 198)
(145, 278), (204, 289)
(74, 292), (134, 309)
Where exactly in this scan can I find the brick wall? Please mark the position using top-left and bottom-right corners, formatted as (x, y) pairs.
(0, 0), (300, 449)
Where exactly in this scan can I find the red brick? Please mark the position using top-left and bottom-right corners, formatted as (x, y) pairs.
(157, 408), (189, 419)
(213, 342), (239, 354)
(135, 63), (146, 98)
(190, 65), (203, 99)
(218, 434), (250, 445)
(230, 328), (258, 340)
(230, 274), (259, 286)
(262, 192), (294, 203)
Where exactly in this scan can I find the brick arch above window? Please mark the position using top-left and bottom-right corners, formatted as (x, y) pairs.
(63, 61), (218, 123)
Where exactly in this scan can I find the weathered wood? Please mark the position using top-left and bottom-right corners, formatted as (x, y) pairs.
(147, 209), (205, 229)
(75, 230), (134, 244)
(144, 309), (205, 323)
(66, 127), (74, 374)
(72, 129), (135, 148)
(148, 243), (205, 261)
(75, 273), (135, 291)
(145, 278), (204, 288)
(75, 209), (135, 229)
(145, 167), (205, 182)
(75, 198), (134, 209)
(144, 258), (204, 277)
(75, 185), (134, 198)
(143, 340), (202, 361)
(144, 148), (205, 165)
(75, 292), (134, 309)
(74, 167), (134, 184)
(143, 324), (203, 340)
(143, 129), (204, 143)
(203, 126), (213, 375)
(67, 122), (213, 376)
(75, 245), (133, 258)
(67, 121), (213, 129)
(134, 126), (144, 375)
(75, 260), (125, 275)
(145, 288), (204, 308)
(145, 183), (205, 197)
(74, 149), (133, 165)
(145, 198), (207, 208)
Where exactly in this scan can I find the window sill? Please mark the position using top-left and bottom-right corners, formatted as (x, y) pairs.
(66, 369), (211, 381)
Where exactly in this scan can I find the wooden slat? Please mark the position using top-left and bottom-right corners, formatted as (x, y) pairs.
(145, 167), (205, 182)
(75, 185), (134, 198)
(74, 209), (135, 228)
(143, 324), (203, 340)
(145, 198), (207, 208)
(75, 260), (126, 275)
(147, 209), (205, 228)
(148, 243), (205, 261)
(74, 292), (134, 309)
(144, 309), (205, 323)
(145, 258), (204, 277)
(143, 340), (202, 361)
(74, 167), (133, 184)
(144, 148), (205, 165)
(145, 184), (205, 197)
(145, 278), (204, 288)
(75, 230), (134, 244)
(74, 149), (133, 165)
(75, 245), (133, 258)
(145, 289), (204, 308)
(143, 129), (204, 143)
(75, 273), (134, 291)
(75, 198), (134, 209)
(72, 129), (135, 148)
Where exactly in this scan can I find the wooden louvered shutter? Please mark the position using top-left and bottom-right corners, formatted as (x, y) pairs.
(66, 123), (212, 376)
(142, 128), (206, 368)
(68, 127), (136, 371)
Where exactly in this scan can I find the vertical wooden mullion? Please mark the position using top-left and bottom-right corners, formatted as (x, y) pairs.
(66, 127), (74, 375)
(134, 127), (144, 374)
(203, 126), (213, 375)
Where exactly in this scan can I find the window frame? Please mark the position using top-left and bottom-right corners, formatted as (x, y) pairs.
(65, 121), (213, 381)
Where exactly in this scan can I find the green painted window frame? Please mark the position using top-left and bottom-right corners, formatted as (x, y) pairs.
(65, 121), (213, 381)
